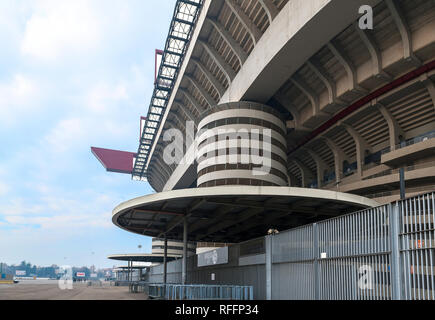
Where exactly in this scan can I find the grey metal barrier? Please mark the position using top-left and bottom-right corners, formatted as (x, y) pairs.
(399, 192), (435, 300)
(129, 282), (253, 300)
(165, 284), (254, 300)
(268, 191), (434, 300)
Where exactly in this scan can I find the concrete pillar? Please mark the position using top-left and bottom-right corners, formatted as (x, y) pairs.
(182, 217), (188, 285)
(163, 235), (168, 285)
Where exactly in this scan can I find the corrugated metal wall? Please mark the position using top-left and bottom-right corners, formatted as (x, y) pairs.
(145, 192), (435, 300)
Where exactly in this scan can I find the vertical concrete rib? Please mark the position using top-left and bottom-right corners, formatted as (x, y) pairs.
(341, 123), (371, 177)
(258, 0), (279, 24)
(307, 59), (339, 106)
(224, 0), (262, 45)
(199, 40), (236, 84)
(191, 58), (226, 99)
(385, 0), (421, 65)
(354, 23), (391, 80)
(290, 76), (320, 117)
(179, 88), (206, 114)
(376, 102), (404, 151)
(185, 74), (216, 108)
(206, 17), (248, 66)
(328, 41), (366, 94)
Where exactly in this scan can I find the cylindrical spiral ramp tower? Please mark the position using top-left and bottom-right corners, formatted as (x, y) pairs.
(151, 238), (196, 257)
(196, 101), (288, 187)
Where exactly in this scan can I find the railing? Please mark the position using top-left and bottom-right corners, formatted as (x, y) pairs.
(363, 160), (435, 181)
(381, 131), (435, 155)
(129, 282), (254, 300)
(268, 191), (435, 300)
(366, 185), (435, 200)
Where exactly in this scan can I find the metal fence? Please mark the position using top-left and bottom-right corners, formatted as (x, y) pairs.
(142, 192), (434, 300)
(399, 192), (435, 300)
(129, 282), (253, 300)
(269, 192), (435, 300)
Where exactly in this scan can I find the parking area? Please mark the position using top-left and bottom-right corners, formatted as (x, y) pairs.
(0, 280), (149, 300)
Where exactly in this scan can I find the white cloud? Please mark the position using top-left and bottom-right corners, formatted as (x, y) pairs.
(87, 83), (129, 114)
(1, 198), (44, 216)
(43, 117), (89, 153)
(0, 182), (9, 196)
(21, 0), (101, 60)
(0, 74), (40, 124)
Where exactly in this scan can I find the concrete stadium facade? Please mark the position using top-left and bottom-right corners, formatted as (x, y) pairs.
(151, 237), (196, 256)
(141, 0), (435, 204)
(109, 0), (435, 293)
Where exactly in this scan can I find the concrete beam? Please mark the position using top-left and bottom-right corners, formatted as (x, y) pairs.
(290, 76), (320, 117)
(341, 123), (371, 177)
(199, 40), (236, 84)
(258, 0), (279, 24)
(376, 102), (404, 151)
(191, 58), (226, 99)
(287, 172), (299, 187)
(179, 88), (206, 114)
(307, 58), (340, 106)
(322, 137), (348, 183)
(290, 158), (314, 188)
(420, 74), (435, 111)
(206, 18), (248, 66)
(175, 101), (198, 123)
(354, 22), (391, 80)
(274, 91), (311, 132)
(185, 74), (216, 108)
(302, 147), (330, 188)
(328, 41), (366, 94)
(224, 0), (262, 45)
(385, 0), (421, 66)
(219, 0), (381, 104)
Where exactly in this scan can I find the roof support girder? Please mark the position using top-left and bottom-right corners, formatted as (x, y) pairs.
(199, 40), (236, 84)
(224, 0), (262, 45)
(206, 17), (248, 66)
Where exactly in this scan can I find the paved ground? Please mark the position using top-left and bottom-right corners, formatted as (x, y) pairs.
(0, 280), (149, 300)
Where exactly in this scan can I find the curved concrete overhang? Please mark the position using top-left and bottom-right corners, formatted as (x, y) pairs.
(220, 0), (381, 104)
(158, 0), (383, 192)
(107, 253), (178, 263)
(113, 186), (380, 243)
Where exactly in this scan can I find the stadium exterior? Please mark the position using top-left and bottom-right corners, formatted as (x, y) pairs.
(105, 0), (435, 299)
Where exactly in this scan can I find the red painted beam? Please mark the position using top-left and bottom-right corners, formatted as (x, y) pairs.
(289, 59), (435, 154)
(91, 147), (137, 174)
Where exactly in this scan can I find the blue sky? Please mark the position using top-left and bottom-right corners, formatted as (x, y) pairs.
(0, 0), (176, 268)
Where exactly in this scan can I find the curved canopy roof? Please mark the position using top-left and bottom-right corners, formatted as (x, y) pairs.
(112, 186), (379, 243)
(108, 253), (179, 263)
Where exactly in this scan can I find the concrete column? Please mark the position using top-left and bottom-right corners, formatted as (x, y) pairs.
(163, 235), (168, 285)
(182, 217), (188, 285)
(265, 235), (272, 300)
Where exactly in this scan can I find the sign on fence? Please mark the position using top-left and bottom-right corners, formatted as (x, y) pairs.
(198, 246), (228, 267)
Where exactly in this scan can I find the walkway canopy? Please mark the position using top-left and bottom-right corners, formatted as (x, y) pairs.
(112, 186), (379, 243)
(108, 253), (178, 264)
